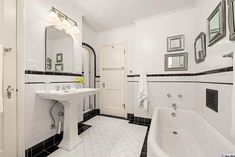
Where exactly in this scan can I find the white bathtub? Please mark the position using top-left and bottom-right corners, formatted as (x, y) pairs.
(147, 107), (235, 157)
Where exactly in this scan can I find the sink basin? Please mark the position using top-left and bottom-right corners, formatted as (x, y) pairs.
(36, 88), (99, 151)
(37, 88), (99, 101)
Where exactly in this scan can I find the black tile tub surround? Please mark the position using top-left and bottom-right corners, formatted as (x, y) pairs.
(25, 70), (83, 76)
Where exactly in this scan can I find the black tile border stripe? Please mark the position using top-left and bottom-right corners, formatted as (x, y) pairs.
(127, 66), (233, 78)
(127, 81), (233, 85)
(25, 70), (83, 76)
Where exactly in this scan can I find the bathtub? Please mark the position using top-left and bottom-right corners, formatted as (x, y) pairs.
(147, 107), (235, 157)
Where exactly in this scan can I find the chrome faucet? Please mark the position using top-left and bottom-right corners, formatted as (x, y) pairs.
(172, 103), (177, 110)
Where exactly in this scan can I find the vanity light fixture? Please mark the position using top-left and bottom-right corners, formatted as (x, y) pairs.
(49, 7), (80, 34)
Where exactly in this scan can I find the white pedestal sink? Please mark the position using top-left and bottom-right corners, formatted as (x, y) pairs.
(36, 88), (99, 151)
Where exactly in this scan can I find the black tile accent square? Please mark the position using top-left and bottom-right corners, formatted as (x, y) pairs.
(54, 133), (63, 145)
(206, 89), (218, 112)
(45, 145), (59, 154)
(31, 142), (44, 156)
(34, 151), (50, 157)
(43, 136), (54, 149)
(127, 113), (134, 120)
(25, 149), (32, 157)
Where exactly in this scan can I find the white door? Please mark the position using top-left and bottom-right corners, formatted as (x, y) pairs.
(101, 44), (126, 117)
(0, 0), (17, 156)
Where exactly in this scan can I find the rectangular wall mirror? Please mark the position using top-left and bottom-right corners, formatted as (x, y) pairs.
(207, 0), (226, 46)
(228, 0), (235, 40)
(45, 26), (74, 72)
(194, 32), (206, 64)
(165, 53), (188, 71)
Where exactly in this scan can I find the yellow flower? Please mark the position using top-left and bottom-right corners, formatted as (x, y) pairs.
(75, 76), (85, 84)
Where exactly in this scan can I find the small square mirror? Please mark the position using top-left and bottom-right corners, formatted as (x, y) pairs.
(167, 35), (185, 52)
(165, 53), (188, 71)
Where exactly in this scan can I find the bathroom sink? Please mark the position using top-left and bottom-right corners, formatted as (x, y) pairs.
(36, 88), (99, 152)
(36, 88), (99, 101)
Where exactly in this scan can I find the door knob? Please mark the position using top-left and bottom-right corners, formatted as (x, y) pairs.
(7, 85), (14, 99)
(102, 83), (105, 88)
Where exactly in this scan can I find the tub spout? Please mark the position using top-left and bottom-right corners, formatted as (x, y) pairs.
(172, 103), (177, 110)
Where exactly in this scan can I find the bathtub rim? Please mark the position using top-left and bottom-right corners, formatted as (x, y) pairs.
(147, 107), (235, 157)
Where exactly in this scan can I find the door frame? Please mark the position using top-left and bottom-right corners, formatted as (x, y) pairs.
(17, 0), (26, 156)
(100, 42), (128, 118)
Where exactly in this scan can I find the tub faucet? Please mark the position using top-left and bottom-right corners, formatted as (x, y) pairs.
(172, 103), (177, 110)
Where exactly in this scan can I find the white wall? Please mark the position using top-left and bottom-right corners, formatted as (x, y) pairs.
(97, 9), (197, 118)
(135, 8), (196, 74)
(24, 0), (83, 149)
(82, 22), (97, 51)
(24, 0), (82, 72)
(96, 3), (235, 145)
(194, 0), (235, 144)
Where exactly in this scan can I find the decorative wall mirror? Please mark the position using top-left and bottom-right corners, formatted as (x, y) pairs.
(207, 0), (226, 46)
(194, 32), (206, 64)
(167, 35), (185, 52)
(165, 53), (188, 71)
(45, 26), (74, 72)
(228, 0), (235, 40)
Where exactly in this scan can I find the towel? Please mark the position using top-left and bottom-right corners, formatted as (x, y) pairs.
(0, 45), (3, 113)
(137, 70), (149, 111)
(231, 52), (235, 137)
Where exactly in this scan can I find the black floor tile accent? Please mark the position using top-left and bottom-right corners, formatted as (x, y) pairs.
(140, 129), (149, 157)
(83, 109), (100, 121)
(78, 124), (91, 135)
(34, 151), (50, 157)
(100, 114), (127, 120)
(128, 114), (151, 127)
(44, 145), (59, 154)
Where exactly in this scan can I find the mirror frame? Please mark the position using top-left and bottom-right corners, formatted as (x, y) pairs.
(167, 35), (185, 52)
(228, 0), (235, 40)
(207, 0), (226, 47)
(194, 32), (206, 64)
(45, 25), (75, 73)
(164, 52), (188, 71)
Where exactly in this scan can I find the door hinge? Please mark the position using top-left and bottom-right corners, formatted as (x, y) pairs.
(123, 104), (126, 109)
(124, 49), (126, 54)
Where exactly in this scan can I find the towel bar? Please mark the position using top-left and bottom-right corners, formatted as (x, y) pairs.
(222, 52), (233, 59)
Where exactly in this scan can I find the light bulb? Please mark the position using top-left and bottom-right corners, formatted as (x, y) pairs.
(62, 18), (70, 27)
(72, 25), (80, 34)
(49, 10), (59, 20)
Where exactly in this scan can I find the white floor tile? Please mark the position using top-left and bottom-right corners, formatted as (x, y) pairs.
(48, 116), (147, 157)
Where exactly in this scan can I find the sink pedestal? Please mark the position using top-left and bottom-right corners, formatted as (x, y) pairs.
(58, 99), (83, 151)
(36, 88), (99, 152)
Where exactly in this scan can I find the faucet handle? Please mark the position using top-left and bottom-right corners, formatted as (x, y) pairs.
(56, 86), (61, 91)
(178, 94), (183, 99)
(167, 94), (171, 98)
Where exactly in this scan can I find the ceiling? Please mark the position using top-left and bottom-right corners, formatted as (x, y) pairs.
(72, 0), (196, 32)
